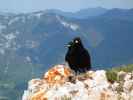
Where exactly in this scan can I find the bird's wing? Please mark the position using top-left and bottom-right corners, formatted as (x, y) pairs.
(82, 49), (91, 66)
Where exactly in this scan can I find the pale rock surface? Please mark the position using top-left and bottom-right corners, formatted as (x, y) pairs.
(22, 65), (133, 100)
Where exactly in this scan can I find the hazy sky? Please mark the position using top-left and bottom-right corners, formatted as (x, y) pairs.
(0, 0), (133, 13)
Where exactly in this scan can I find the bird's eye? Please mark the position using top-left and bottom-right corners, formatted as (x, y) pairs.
(75, 40), (79, 43)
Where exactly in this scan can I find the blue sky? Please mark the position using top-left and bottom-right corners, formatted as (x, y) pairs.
(0, 0), (133, 13)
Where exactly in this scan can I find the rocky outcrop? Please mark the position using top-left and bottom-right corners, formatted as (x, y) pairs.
(22, 65), (133, 100)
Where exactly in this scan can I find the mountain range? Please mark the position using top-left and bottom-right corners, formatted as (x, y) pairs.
(0, 7), (133, 99)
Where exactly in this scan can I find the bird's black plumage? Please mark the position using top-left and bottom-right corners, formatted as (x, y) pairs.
(65, 37), (91, 73)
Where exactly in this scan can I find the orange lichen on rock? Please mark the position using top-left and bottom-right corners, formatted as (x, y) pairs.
(31, 90), (47, 100)
(22, 65), (73, 100)
(44, 65), (72, 85)
(100, 91), (110, 100)
(23, 65), (133, 100)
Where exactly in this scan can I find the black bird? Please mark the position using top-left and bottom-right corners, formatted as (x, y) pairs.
(65, 37), (91, 73)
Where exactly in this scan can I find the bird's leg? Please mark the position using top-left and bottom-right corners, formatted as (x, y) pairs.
(79, 68), (84, 73)
(74, 70), (79, 76)
(85, 67), (90, 72)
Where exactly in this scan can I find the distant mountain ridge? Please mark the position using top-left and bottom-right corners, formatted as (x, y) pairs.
(0, 7), (133, 99)
(0, 7), (133, 71)
(43, 7), (107, 19)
